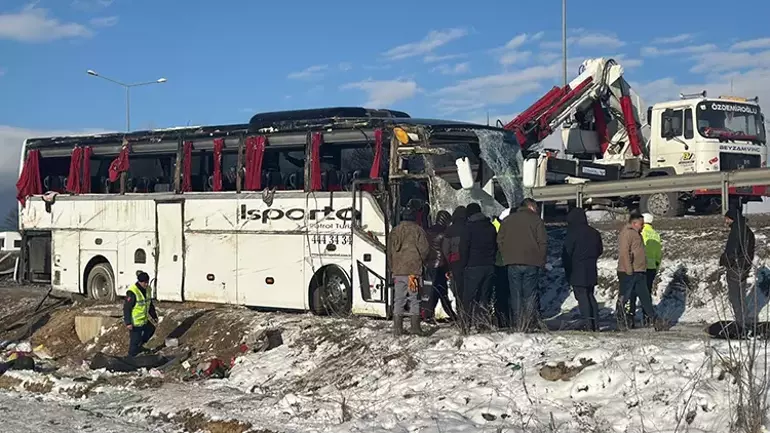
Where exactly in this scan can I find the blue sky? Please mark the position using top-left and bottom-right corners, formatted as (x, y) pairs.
(2, 0), (770, 135)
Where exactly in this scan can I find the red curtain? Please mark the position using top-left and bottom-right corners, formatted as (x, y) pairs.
(81, 146), (92, 193)
(310, 132), (322, 191)
(370, 128), (383, 180)
(108, 143), (130, 183)
(65, 147), (84, 194)
(244, 135), (266, 190)
(16, 149), (42, 206)
(212, 138), (224, 192)
(181, 141), (193, 192)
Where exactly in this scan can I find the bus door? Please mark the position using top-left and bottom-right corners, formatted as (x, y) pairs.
(350, 180), (389, 317)
(154, 200), (184, 302)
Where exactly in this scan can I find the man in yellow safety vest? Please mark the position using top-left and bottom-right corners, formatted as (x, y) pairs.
(124, 272), (158, 357)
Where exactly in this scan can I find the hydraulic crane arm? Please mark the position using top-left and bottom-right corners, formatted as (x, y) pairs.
(504, 58), (649, 159)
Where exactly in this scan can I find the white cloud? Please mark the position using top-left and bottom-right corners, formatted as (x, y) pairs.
(633, 68), (770, 108)
(89, 16), (118, 28)
(382, 28), (468, 61)
(338, 62), (352, 72)
(287, 64), (328, 80)
(424, 53), (466, 63)
(610, 54), (643, 70)
(435, 64), (558, 106)
(504, 34), (528, 50)
(0, 5), (92, 42)
(71, 0), (113, 11)
(690, 50), (770, 74)
(432, 62), (470, 76)
(731, 38), (770, 51)
(493, 33), (544, 66)
(641, 44), (717, 57)
(652, 34), (694, 45)
(541, 29), (625, 50)
(340, 79), (419, 106)
(499, 51), (532, 66)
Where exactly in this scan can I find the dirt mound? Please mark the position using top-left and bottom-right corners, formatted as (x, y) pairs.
(30, 307), (83, 361)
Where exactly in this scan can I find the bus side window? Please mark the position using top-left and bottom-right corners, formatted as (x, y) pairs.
(128, 155), (174, 193)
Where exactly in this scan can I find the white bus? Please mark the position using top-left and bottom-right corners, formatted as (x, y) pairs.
(16, 107), (523, 318)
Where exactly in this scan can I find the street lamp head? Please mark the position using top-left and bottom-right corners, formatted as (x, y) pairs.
(157, 78), (167, 83)
(87, 69), (98, 76)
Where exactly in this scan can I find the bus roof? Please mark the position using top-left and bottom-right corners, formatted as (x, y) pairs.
(24, 106), (504, 150)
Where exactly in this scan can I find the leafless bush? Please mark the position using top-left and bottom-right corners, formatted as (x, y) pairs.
(708, 254), (770, 433)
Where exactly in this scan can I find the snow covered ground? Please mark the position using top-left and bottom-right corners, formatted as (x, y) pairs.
(1, 215), (768, 432)
(1, 316), (766, 433)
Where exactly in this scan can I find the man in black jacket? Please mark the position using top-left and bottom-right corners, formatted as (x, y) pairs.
(422, 210), (456, 322)
(124, 272), (159, 357)
(442, 206), (467, 307)
(720, 208), (756, 329)
(459, 203), (497, 332)
(562, 208), (603, 331)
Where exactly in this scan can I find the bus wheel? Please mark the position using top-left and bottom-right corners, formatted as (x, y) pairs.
(311, 267), (352, 317)
(87, 263), (116, 303)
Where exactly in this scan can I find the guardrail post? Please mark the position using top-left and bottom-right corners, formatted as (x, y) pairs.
(721, 172), (730, 215)
(576, 185), (584, 209)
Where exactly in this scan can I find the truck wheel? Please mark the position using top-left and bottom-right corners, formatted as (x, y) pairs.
(311, 267), (352, 317)
(87, 263), (116, 303)
(640, 192), (686, 218)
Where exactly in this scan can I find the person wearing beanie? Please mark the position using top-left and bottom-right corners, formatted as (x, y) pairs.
(720, 208), (755, 330)
(388, 207), (430, 336)
(124, 271), (158, 357)
(627, 213), (663, 325)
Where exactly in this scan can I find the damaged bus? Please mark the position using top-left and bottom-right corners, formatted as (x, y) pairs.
(15, 107), (523, 318)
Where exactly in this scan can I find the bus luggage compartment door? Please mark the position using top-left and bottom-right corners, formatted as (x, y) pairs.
(155, 201), (184, 302)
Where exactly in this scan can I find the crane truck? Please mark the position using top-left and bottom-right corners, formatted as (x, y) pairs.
(504, 57), (768, 217)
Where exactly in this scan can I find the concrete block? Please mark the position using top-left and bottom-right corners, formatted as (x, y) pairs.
(74, 315), (120, 343)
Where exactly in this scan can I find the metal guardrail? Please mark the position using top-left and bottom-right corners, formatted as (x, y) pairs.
(526, 168), (770, 213)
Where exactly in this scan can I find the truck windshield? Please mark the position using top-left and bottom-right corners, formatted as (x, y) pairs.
(696, 101), (766, 144)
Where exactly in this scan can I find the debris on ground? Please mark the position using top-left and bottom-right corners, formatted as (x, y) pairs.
(539, 358), (596, 381)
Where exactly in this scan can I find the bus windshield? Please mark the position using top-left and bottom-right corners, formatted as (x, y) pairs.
(411, 128), (524, 217)
(697, 101), (766, 144)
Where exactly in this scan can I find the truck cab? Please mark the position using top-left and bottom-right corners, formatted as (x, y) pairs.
(648, 94), (767, 177)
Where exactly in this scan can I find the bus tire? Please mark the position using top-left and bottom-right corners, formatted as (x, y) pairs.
(311, 266), (352, 317)
(640, 192), (685, 218)
(87, 262), (116, 303)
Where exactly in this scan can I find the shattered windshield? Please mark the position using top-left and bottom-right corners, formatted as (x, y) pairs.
(423, 128), (525, 218)
(697, 102), (766, 143)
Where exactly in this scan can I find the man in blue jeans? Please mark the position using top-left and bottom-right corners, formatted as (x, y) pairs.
(497, 198), (548, 331)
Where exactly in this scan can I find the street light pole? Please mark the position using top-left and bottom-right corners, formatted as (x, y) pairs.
(562, 0), (567, 87)
(86, 70), (167, 132)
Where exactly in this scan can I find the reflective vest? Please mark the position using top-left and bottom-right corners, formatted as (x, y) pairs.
(127, 284), (149, 327)
(492, 218), (503, 266)
(641, 224), (662, 270)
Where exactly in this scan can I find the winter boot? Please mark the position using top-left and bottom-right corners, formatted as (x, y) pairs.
(652, 316), (671, 332)
(410, 315), (423, 336)
(393, 315), (403, 336)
